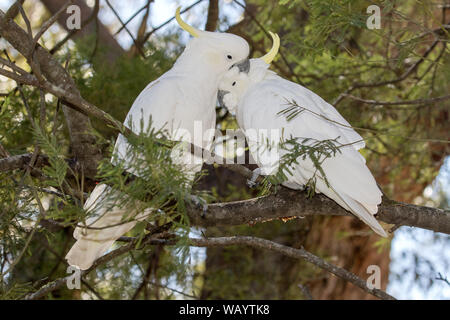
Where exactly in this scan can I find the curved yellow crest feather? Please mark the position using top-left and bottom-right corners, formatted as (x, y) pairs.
(261, 32), (280, 64)
(175, 6), (199, 38)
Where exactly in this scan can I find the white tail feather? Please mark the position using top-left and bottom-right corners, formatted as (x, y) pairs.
(311, 178), (387, 237)
(65, 184), (151, 270)
(65, 238), (116, 270)
(330, 187), (387, 237)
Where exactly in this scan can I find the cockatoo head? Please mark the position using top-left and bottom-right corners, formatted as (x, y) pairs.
(216, 64), (252, 114)
(175, 7), (250, 74)
(217, 32), (280, 113)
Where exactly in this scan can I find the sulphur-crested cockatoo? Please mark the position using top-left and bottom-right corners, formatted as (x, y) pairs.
(217, 32), (387, 237)
(65, 7), (250, 270)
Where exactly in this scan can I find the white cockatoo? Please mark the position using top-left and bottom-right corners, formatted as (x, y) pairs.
(65, 7), (250, 270)
(217, 32), (387, 237)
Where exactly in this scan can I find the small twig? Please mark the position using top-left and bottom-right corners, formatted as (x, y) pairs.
(50, 0), (100, 55)
(81, 279), (104, 300)
(31, 1), (72, 57)
(190, 236), (395, 300)
(0, 176), (46, 280)
(334, 40), (441, 106)
(104, 0), (145, 58)
(17, 2), (32, 41)
(147, 280), (197, 299)
(141, 0), (204, 43)
(131, 244), (162, 300)
(0, 141), (10, 158)
(232, 0), (304, 85)
(342, 93), (450, 106)
(113, 3), (150, 36)
(0, 56), (28, 75)
(436, 273), (450, 286)
(298, 283), (313, 300)
(3, 0), (25, 21)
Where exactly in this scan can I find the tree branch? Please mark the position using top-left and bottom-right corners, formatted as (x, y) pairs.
(342, 93), (450, 106)
(189, 236), (395, 300)
(0, 5), (103, 179)
(186, 187), (450, 235)
(334, 39), (442, 106)
(1, 152), (449, 235)
(25, 235), (395, 300)
(24, 230), (173, 300)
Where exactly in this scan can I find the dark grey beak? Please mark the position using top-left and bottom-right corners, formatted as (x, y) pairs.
(230, 58), (250, 73)
(217, 90), (230, 109)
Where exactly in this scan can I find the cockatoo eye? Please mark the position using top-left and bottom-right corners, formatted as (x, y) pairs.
(227, 55), (233, 60)
(232, 81), (236, 86)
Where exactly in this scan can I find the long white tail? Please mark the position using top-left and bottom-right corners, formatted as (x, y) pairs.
(295, 148), (387, 237)
(321, 148), (387, 237)
(65, 184), (151, 270)
(330, 187), (387, 237)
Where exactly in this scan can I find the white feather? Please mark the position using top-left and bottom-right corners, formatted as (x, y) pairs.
(66, 32), (250, 270)
(219, 59), (387, 237)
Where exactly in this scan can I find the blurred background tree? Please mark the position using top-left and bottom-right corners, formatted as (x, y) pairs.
(0, 0), (448, 299)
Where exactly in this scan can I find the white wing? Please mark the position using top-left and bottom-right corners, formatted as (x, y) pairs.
(262, 75), (365, 150)
(67, 75), (217, 269)
(113, 76), (215, 178)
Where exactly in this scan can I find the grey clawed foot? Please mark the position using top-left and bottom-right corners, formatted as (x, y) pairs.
(247, 168), (262, 188)
(200, 202), (208, 218)
(188, 195), (208, 218)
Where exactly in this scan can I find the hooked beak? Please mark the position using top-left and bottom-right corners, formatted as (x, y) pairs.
(230, 58), (250, 73)
(217, 90), (230, 109)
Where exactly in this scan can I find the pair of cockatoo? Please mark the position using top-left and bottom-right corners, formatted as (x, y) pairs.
(66, 8), (386, 271)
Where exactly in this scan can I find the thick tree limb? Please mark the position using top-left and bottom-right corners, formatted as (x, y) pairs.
(186, 187), (450, 235)
(1, 152), (449, 235)
(0, 153), (47, 172)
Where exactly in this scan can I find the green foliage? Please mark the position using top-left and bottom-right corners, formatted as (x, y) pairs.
(94, 121), (193, 230)
(33, 125), (68, 188)
(0, 281), (33, 300)
(0, 28), (186, 300)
